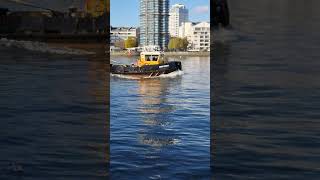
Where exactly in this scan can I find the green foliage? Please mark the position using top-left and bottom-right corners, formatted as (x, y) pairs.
(181, 37), (189, 50)
(114, 40), (125, 49)
(168, 38), (178, 50)
(125, 37), (137, 49)
(168, 37), (189, 51)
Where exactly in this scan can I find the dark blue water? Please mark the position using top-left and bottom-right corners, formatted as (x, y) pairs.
(0, 47), (109, 179)
(110, 56), (210, 179)
(212, 0), (320, 179)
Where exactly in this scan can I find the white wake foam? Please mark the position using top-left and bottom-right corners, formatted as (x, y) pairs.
(157, 70), (184, 78)
(0, 38), (95, 55)
(110, 73), (141, 80)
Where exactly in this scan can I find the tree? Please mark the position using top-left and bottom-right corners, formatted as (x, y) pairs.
(168, 37), (181, 51)
(85, 0), (110, 17)
(177, 38), (183, 50)
(181, 37), (189, 51)
(125, 37), (137, 49)
(168, 37), (189, 51)
(114, 40), (125, 49)
(168, 37), (177, 51)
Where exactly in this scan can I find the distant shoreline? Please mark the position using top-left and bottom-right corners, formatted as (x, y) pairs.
(111, 51), (210, 57)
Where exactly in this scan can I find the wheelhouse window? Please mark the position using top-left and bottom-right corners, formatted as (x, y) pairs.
(145, 55), (159, 61)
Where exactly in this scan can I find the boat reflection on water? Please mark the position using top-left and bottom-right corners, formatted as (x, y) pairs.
(135, 77), (182, 148)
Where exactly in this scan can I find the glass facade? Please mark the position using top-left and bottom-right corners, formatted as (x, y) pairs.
(139, 0), (169, 50)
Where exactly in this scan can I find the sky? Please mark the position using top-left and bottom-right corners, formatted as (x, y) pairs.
(1, 0), (209, 26)
(110, 0), (210, 27)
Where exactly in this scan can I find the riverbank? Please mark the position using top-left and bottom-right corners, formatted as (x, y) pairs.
(165, 51), (210, 57)
(111, 51), (210, 57)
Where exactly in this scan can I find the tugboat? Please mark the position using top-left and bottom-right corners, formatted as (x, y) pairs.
(110, 49), (182, 78)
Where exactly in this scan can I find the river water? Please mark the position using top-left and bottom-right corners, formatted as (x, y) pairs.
(110, 56), (210, 179)
(212, 0), (320, 179)
(0, 45), (109, 179)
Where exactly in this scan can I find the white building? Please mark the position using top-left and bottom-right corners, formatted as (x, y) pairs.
(110, 27), (138, 44)
(169, 4), (188, 37)
(179, 22), (210, 51)
(178, 22), (195, 38)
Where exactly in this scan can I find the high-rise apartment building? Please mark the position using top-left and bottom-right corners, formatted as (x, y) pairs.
(169, 4), (188, 37)
(139, 0), (169, 50)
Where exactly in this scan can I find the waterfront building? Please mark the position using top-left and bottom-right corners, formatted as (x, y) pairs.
(178, 21), (195, 39)
(179, 21), (210, 51)
(169, 4), (188, 37)
(110, 27), (138, 45)
(139, 0), (169, 50)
